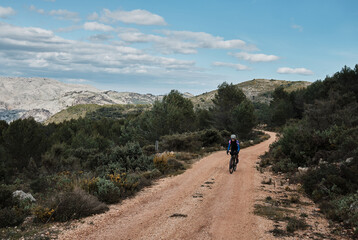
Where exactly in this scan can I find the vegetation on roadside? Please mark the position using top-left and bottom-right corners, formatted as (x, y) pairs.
(258, 64), (358, 237)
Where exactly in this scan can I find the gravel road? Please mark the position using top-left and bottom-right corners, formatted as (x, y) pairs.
(60, 132), (276, 240)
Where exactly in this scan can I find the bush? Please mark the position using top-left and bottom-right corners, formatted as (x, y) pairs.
(143, 144), (156, 155)
(53, 188), (108, 222)
(326, 192), (358, 228)
(161, 132), (202, 152)
(167, 158), (185, 172)
(94, 178), (121, 204)
(33, 205), (55, 223)
(286, 217), (308, 233)
(0, 185), (14, 209)
(30, 176), (50, 193)
(0, 207), (25, 227)
(153, 154), (169, 173)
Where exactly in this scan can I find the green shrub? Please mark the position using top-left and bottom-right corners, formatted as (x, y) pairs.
(167, 158), (185, 172)
(143, 144), (156, 155)
(94, 178), (121, 204)
(30, 176), (50, 193)
(286, 217), (308, 233)
(326, 192), (358, 228)
(200, 129), (222, 147)
(0, 208), (25, 227)
(53, 188), (108, 222)
(0, 185), (14, 209)
(142, 168), (162, 179)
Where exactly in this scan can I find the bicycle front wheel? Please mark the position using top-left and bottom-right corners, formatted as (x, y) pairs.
(229, 156), (234, 174)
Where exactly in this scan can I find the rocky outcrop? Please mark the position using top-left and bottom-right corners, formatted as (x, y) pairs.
(0, 77), (172, 122)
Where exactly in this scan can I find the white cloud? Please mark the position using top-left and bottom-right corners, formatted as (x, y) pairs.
(49, 9), (80, 22)
(117, 28), (257, 54)
(56, 25), (82, 33)
(88, 33), (113, 42)
(230, 52), (279, 62)
(84, 22), (114, 32)
(212, 61), (249, 71)
(87, 12), (99, 21)
(29, 5), (80, 22)
(0, 6), (15, 18)
(292, 24), (303, 32)
(277, 67), (313, 75)
(100, 9), (167, 25)
(29, 5), (45, 14)
(0, 22), (195, 78)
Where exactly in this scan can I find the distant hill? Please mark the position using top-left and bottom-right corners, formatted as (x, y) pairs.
(46, 104), (150, 124)
(191, 79), (311, 109)
(0, 77), (169, 122)
(0, 77), (310, 123)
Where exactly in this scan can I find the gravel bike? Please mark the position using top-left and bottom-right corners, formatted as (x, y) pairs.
(229, 151), (238, 174)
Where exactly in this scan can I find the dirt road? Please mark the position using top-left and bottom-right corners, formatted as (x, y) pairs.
(60, 132), (276, 240)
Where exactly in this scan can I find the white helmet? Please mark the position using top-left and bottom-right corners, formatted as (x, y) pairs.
(231, 134), (236, 139)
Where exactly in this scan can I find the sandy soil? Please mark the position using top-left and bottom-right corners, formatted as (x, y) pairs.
(59, 132), (277, 240)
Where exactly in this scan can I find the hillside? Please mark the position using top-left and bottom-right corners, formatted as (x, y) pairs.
(0, 77), (310, 123)
(191, 79), (311, 109)
(0, 77), (164, 122)
(46, 104), (150, 124)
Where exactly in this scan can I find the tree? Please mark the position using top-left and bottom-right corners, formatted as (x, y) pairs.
(211, 82), (246, 131)
(232, 100), (256, 138)
(2, 118), (47, 171)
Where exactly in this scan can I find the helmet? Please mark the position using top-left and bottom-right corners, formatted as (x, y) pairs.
(231, 134), (236, 139)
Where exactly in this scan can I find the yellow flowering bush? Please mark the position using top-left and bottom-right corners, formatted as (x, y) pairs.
(33, 206), (55, 223)
(80, 177), (98, 194)
(153, 153), (169, 173)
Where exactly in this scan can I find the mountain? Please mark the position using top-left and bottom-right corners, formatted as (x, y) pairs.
(191, 79), (311, 109)
(0, 77), (310, 123)
(0, 77), (170, 122)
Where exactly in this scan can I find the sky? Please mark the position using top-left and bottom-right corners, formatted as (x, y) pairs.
(0, 0), (357, 95)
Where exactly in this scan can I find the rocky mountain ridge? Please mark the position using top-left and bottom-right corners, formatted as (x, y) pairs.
(0, 77), (175, 122)
(0, 77), (310, 123)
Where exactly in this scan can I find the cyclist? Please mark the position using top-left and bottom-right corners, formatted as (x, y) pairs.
(227, 134), (240, 164)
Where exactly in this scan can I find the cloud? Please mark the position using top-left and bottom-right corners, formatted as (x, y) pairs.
(230, 52), (279, 62)
(29, 5), (45, 14)
(212, 61), (249, 71)
(87, 12), (99, 21)
(118, 28), (257, 54)
(0, 6), (15, 18)
(291, 24), (303, 32)
(49, 9), (80, 22)
(84, 22), (114, 32)
(56, 25), (82, 33)
(88, 33), (113, 42)
(29, 5), (80, 22)
(277, 67), (313, 75)
(0, 22), (196, 78)
(100, 9), (167, 26)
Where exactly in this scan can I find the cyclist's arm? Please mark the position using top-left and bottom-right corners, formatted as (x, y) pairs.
(227, 140), (231, 151)
(237, 140), (240, 152)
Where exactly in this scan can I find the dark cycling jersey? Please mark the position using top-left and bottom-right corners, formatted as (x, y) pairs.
(228, 139), (240, 152)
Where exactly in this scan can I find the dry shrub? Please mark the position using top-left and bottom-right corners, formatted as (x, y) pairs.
(153, 153), (169, 173)
(54, 188), (108, 221)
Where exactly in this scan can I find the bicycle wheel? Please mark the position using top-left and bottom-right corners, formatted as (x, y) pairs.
(229, 156), (234, 174)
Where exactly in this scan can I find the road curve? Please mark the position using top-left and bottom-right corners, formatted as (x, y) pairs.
(60, 131), (277, 240)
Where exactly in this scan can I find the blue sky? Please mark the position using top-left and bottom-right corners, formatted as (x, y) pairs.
(0, 0), (357, 94)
